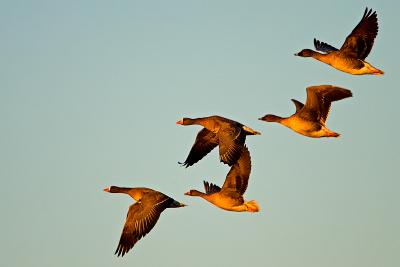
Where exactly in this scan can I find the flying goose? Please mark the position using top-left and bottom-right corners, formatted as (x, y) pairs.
(184, 146), (259, 212)
(177, 115), (261, 167)
(104, 186), (185, 257)
(259, 85), (352, 138)
(295, 7), (383, 75)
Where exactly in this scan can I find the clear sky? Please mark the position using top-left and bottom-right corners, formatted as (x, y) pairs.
(1, 0), (399, 266)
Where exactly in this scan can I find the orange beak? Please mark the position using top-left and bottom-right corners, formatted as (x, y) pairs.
(176, 119), (183, 125)
(103, 187), (110, 192)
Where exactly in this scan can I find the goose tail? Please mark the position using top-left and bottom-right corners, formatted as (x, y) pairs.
(244, 200), (260, 212)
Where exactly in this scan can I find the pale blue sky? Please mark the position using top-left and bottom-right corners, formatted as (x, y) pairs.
(1, 1), (399, 266)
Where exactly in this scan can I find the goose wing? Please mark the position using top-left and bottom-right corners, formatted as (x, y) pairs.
(218, 126), (246, 166)
(115, 192), (172, 257)
(179, 128), (218, 167)
(303, 85), (352, 123)
(221, 146), (251, 195)
(203, 181), (221, 194)
(340, 8), (378, 59)
(291, 99), (304, 113)
(314, 38), (339, 53)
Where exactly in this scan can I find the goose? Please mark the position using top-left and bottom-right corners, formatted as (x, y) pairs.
(103, 186), (185, 257)
(259, 85), (352, 138)
(184, 146), (259, 212)
(177, 115), (261, 167)
(295, 7), (383, 75)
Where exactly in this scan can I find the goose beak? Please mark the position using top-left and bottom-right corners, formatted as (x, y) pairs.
(103, 187), (111, 192)
(184, 191), (190, 196)
(176, 119), (183, 125)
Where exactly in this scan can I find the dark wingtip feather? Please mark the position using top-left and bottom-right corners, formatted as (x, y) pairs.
(362, 7), (377, 21)
(203, 181), (210, 193)
(203, 180), (221, 194)
(178, 161), (190, 168)
(115, 245), (125, 257)
(363, 7), (374, 19)
(115, 244), (124, 257)
(114, 232), (137, 257)
(363, 7), (368, 18)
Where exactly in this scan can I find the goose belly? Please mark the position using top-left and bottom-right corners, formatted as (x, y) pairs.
(206, 193), (244, 211)
(282, 117), (322, 137)
(328, 58), (378, 75)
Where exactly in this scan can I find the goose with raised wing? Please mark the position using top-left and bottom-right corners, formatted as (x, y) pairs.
(184, 146), (259, 212)
(295, 8), (383, 75)
(259, 85), (352, 138)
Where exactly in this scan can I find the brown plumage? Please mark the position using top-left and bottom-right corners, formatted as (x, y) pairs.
(103, 186), (185, 257)
(184, 146), (260, 212)
(176, 115), (261, 167)
(259, 85), (352, 138)
(295, 8), (383, 75)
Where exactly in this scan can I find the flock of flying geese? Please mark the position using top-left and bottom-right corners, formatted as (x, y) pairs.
(103, 7), (384, 257)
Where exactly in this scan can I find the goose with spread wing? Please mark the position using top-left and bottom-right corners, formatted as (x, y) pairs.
(184, 146), (259, 212)
(295, 7), (383, 75)
(104, 186), (185, 257)
(259, 85), (352, 138)
(177, 115), (260, 167)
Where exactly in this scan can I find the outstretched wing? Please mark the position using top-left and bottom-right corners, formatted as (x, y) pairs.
(303, 85), (352, 123)
(221, 146), (251, 195)
(179, 128), (218, 167)
(291, 99), (304, 112)
(203, 181), (221, 194)
(218, 127), (246, 166)
(115, 193), (172, 257)
(314, 38), (339, 53)
(340, 8), (378, 59)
